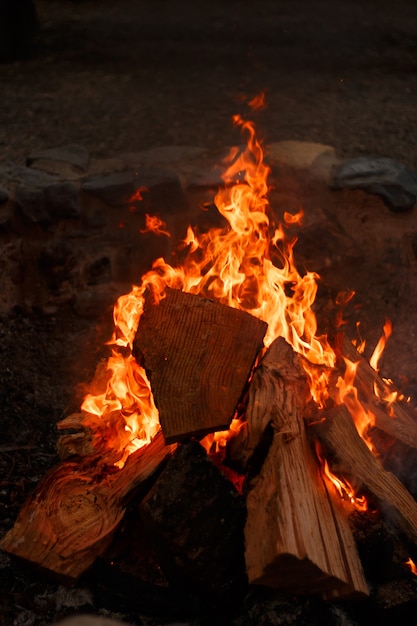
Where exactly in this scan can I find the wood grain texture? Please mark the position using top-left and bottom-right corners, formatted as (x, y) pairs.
(133, 287), (268, 443)
(244, 338), (368, 597)
(315, 404), (417, 549)
(340, 335), (417, 450)
(0, 432), (175, 581)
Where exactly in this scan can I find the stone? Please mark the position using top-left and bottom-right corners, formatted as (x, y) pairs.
(26, 144), (90, 174)
(331, 157), (417, 212)
(82, 171), (143, 207)
(268, 141), (339, 182)
(14, 180), (81, 224)
(14, 186), (49, 223)
(43, 181), (81, 219)
(82, 167), (188, 215)
(0, 161), (59, 188)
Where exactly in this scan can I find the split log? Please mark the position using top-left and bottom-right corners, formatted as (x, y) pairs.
(244, 338), (368, 597)
(340, 335), (417, 450)
(133, 287), (267, 443)
(313, 404), (417, 550)
(139, 440), (247, 603)
(0, 432), (175, 581)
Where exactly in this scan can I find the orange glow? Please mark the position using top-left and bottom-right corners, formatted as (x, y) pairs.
(316, 442), (368, 512)
(140, 214), (171, 237)
(80, 114), (337, 465)
(406, 557), (417, 576)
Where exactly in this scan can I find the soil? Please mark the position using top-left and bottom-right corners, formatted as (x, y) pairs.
(1, 1), (417, 625)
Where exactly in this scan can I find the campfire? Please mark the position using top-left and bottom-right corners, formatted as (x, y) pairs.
(3, 108), (417, 610)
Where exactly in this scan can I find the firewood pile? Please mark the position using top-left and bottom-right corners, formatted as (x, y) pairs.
(3, 287), (417, 618)
(3, 115), (417, 625)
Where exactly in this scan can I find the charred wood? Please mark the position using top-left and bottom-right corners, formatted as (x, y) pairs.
(139, 440), (247, 604)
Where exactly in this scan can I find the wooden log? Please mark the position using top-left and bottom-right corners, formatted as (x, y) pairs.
(139, 440), (247, 604)
(244, 338), (368, 597)
(313, 404), (417, 550)
(133, 287), (267, 443)
(0, 432), (175, 581)
(340, 335), (417, 450)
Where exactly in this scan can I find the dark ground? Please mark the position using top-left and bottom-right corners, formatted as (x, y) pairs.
(1, 1), (417, 624)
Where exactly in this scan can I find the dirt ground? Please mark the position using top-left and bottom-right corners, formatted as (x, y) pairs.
(1, 1), (417, 625)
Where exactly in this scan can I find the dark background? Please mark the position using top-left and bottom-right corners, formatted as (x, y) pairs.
(1, 0), (416, 167)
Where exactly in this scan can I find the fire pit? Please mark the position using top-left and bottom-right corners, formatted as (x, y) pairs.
(2, 111), (417, 625)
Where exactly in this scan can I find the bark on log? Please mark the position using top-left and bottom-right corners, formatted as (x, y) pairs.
(244, 338), (368, 597)
(314, 404), (417, 550)
(0, 432), (175, 581)
(133, 287), (267, 443)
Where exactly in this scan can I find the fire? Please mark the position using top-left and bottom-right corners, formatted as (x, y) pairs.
(79, 111), (338, 465)
(336, 357), (376, 453)
(140, 214), (171, 237)
(369, 319), (392, 372)
(405, 557), (417, 576)
(316, 442), (368, 512)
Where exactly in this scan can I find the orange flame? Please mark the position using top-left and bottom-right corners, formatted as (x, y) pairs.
(336, 357), (376, 453)
(316, 442), (368, 512)
(248, 92), (266, 111)
(406, 557), (417, 576)
(140, 214), (171, 237)
(80, 115), (337, 464)
(369, 319), (392, 372)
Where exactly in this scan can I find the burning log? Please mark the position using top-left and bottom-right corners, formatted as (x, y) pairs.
(244, 338), (369, 597)
(313, 404), (417, 552)
(340, 335), (417, 450)
(133, 287), (267, 443)
(139, 440), (247, 603)
(0, 432), (175, 581)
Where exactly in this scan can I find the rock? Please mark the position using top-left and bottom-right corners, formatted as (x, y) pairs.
(268, 141), (339, 181)
(43, 181), (81, 219)
(331, 157), (417, 212)
(15, 180), (81, 224)
(82, 167), (188, 215)
(26, 144), (90, 175)
(0, 161), (59, 188)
